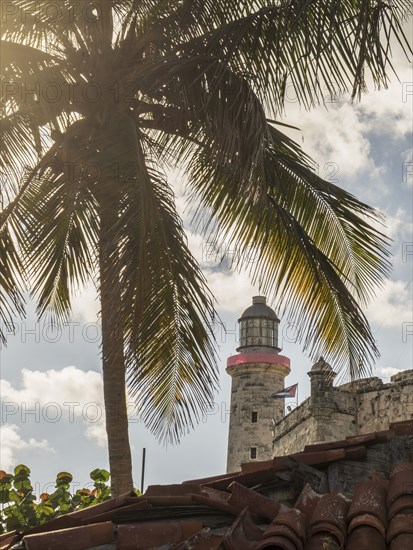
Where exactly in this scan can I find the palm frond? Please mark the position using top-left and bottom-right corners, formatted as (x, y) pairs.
(185, 120), (390, 376)
(167, 0), (412, 111)
(21, 160), (98, 322)
(113, 139), (218, 443)
(129, 54), (268, 181)
(1, 1), (68, 51)
(122, 48), (392, 376)
(1, 0), (117, 56)
(0, 226), (25, 343)
(0, 153), (60, 342)
(263, 122), (391, 303)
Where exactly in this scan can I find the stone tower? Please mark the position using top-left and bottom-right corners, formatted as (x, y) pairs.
(308, 357), (338, 443)
(226, 296), (291, 472)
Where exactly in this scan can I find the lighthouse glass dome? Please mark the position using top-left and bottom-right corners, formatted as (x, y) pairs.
(237, 296), (280, 353)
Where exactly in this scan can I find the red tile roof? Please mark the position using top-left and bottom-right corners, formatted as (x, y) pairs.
(3, 419), (412, 549)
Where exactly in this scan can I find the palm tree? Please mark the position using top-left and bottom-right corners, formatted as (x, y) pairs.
(1, 0), (411, 495)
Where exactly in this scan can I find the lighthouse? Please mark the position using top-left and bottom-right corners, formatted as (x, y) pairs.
(226, 296), (291, 472)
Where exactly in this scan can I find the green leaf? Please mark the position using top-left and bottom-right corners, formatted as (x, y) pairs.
(58, 503), (72, 513)
(8, 490), (22, 503)
(13, 479), (33, 493)
(13, 464), (30, 478)
(76, 488), (91, 496)
(90, 468), (110, 483)
(36, 503), (55, 517)
(55, 472), (73, 486)
(0, 474), (13, 489)
(0, 489), (10, 504)
(5, 516), (21, 531)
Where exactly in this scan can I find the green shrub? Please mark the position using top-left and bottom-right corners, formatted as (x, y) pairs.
(0, 465), (139, 534)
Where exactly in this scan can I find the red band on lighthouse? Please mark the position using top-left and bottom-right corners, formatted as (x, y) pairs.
(227, 353), (291, 368)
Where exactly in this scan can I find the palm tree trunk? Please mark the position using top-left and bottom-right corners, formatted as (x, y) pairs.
(98, 193), (133, 497)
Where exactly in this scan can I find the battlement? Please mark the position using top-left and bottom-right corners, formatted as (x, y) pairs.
(273, 367), (413, 457)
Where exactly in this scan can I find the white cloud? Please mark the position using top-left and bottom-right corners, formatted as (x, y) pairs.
(290, 102), (381, 181)
(278, 61), (412, 196)
(0, 424), (55, 471)
(378, 366), (400, 379)
(367, 206), (411, 242)
(1, 366), (103, 405)
(84, 421), (108, 447)
(186, 230), (207, 265)
(366, 279), (412, 328)
(1, 366), (107, 447)
(384, 208), (407, 240)
(402, 147), (413, 188)
(206, 269), (257, 313)
(402, 148), (413, 163)
(355, 69), (413, 138)
(71, 282), (100, 324)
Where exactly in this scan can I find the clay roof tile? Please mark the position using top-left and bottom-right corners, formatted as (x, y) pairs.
(220, 507), (264, 549)
(294, 483), (324, 522)
(262, 507), (306, 549)
(387, 512), (413, 543)
(390, 419), (413, 436)
(288, 448), (346, 466)
(309, 494), (350, 548)
(171, 528), (224, 549)
(390, 533), (413, 550)
(227, 481), (283, 520)
(144, 483), (202, 497)
(387, 462), (413, 508)
(348, 513), (386, 538)
(347, 479), (387, 527)
(23, 521), (115, 550)
(117, 520), (203, 549)
(0, 532), (17, 550)
(346, 525), (386, 550)
(388, 494), (413, 519)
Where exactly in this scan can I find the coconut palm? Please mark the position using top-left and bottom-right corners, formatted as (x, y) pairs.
(1, 0), (411, 494)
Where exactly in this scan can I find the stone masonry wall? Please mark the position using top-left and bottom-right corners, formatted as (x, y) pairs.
(272, 370), (413, 456)
(226, 362), (288, 472)
(272, 400), (313, 455)
(355, 374), (413, 433)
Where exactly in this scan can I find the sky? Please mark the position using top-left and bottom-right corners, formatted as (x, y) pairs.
(1, 28), (412, 496)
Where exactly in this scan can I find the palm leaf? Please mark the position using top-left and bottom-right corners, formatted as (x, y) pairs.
(163, 1), (412, 110)
(185, 120), (390, 376)
(20, 152), (99, 322)
(0, 153), (60, 342)
(0, 227), (25, 343)
(110, 131), (218, 443)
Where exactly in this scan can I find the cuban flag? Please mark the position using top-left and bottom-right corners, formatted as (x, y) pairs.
(270, 383), (298, 399)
